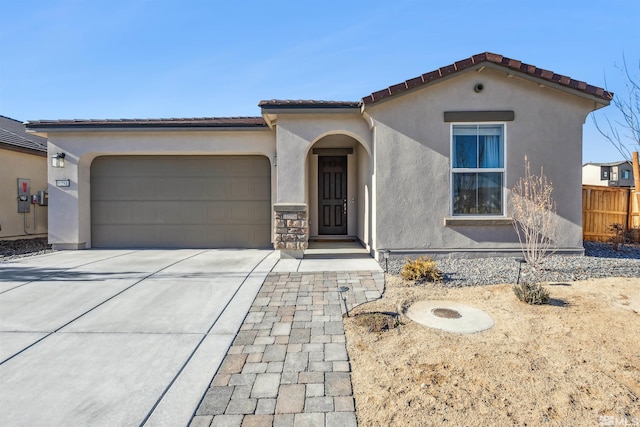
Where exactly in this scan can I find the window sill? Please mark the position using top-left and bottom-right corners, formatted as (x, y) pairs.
(444, 217), (513, 226)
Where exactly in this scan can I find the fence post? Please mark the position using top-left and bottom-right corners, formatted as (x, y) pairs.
(632, 152), (640, 238)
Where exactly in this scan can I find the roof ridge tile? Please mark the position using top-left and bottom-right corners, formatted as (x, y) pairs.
(362, 52), (613, 105)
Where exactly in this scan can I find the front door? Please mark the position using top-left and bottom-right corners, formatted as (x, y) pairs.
(318, 156), (347, 235)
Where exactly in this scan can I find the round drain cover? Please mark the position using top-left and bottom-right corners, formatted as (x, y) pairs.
(431, 308), (461, 319)
(406, 300), (494, 334)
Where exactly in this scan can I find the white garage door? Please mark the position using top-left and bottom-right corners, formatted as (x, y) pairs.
(91, 155), (271, 248)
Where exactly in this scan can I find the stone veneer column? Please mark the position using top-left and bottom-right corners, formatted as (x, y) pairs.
(273, 203), (308, 259)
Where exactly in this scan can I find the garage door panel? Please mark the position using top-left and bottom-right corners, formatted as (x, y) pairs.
(94, 201), (268, 226)
(205, 182), (232, 200)
(91, 177), (160, 201)
(91, 156), (271, 248)
(229, 178), (270, 200)
(254, 203), (272, 223)
(94, 177), (270, 202)
(132, 202), (208, 224)
(91, 202), (134, 224)
(228, 203), (267, 224)
(92, 225), (267, 248)
(206, 204), (231, 222)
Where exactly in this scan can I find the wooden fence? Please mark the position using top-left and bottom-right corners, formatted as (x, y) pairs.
(583, 185), (640, 243)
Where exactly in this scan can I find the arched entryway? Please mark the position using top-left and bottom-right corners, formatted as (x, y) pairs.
(306, 134), (372, 250)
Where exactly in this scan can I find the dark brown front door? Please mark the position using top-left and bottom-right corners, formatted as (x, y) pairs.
(318, 156), (347, 235)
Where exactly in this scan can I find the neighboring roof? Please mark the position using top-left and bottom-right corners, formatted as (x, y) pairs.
(25, 116), (268, 130)
(0, 115), (47, 155)
(259, 100), (360, 109)
(583, 160), (632, 167)
(361, 52), (614, 106)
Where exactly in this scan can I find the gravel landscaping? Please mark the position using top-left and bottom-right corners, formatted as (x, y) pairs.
(3, 239), (639, 285)
(383, 241), (640, 286)
(0, 237), (53, 261)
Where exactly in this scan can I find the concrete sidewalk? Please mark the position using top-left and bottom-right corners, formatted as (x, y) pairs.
(190, 270), (384, 427)
(272, 241), (383, 274)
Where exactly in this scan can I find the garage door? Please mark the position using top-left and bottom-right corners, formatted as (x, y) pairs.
(91, 155), (271, 248)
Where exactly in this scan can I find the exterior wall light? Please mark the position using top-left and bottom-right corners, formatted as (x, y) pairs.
(51, 153), (66, 168)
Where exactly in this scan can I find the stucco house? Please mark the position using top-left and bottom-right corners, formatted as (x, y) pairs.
(583, 161), (635, 188)
(0, 115), (49, 240)
(26, 52), (612, 258)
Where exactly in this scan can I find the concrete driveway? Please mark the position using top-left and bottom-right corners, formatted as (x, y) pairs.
(0, 249), (278, 427)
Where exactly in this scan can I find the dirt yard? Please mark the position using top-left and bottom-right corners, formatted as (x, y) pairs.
(344, 276), (640, 426)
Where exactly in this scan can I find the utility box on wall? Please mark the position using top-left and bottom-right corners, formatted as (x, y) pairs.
(17, 178), (30, 213)
(37, 190), (48, 206)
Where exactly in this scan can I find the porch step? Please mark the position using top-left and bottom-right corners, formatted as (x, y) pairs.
(303, 240), (370, 259)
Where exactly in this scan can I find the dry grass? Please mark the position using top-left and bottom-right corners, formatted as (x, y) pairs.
(344, 275), (640, 427)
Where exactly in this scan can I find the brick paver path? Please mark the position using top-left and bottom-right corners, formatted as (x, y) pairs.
(190, 271), (384, 427)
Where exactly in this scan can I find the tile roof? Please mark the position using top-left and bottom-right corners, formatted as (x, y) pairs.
(0, 115), (47, 154)
(25, 116), (268, 129)
(361, 52), (614, 105)
(24, 53), (613, 130)
(258, 100), (360, 108)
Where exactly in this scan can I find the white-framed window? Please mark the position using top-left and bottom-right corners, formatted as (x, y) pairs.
(451, 123), (506, 216)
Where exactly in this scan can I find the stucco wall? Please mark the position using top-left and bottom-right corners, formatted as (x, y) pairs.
(46, 130), (275, 249)
(368, 67), (596, 255)
(275, 113), (372, 243)
(0, 149), (48, 239)
(275, 114), (372, 203)
(582, 164), (604, 186)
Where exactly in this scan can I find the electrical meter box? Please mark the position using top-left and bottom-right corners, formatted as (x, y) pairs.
(37, 190), (48, 206)
(17, 178), (30, 213)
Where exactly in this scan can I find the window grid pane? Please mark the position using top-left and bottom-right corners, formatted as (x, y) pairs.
(452, 124), (505, 216)
(453, 173), (477, 214)
(453, 172), (503, 215)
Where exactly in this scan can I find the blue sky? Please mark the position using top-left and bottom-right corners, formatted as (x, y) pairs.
(1, 0), (638, 163)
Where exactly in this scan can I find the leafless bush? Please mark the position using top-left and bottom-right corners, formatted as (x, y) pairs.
(609, 223), (626, 250)
(509, 156), (558, 269)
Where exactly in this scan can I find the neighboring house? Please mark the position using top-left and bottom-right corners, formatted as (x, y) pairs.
(0, 115), (49, 240)
(583, 161), (635, 188)
(26, 52), (612, 258)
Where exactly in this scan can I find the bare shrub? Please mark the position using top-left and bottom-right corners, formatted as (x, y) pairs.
(513, 280), (550, 305)
(400, 256), (443, 282)
(509, 156), (558, 269)
(609, 223), (626, 250)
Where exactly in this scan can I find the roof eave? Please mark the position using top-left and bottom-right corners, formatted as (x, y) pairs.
(259, 105), (362, 129)
(361, 55), (613, 109)
(479, 62), (612, 108)
(259, 106), (361, 114)
(361, 65), (480, 108)
(24, 122), (270, 133)
(0, 141), (47, 156)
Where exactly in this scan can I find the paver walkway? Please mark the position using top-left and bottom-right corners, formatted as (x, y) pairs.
(190, 271), (384, 427)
